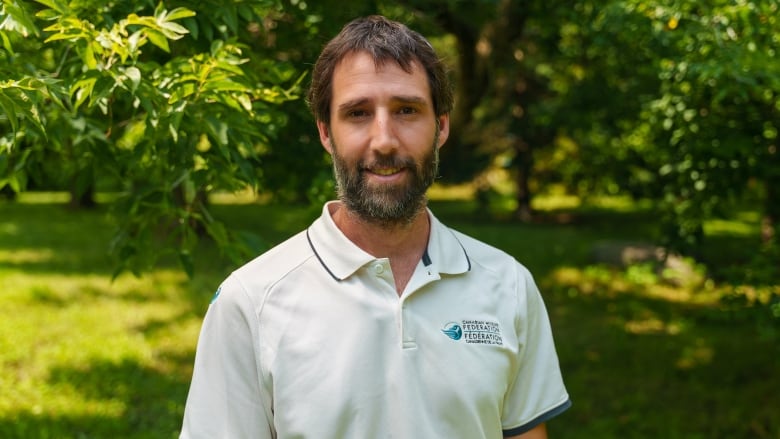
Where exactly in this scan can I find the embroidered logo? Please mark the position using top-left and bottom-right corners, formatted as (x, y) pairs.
(441, 322), (463, 340)
(210, 286), (222, 304)
(442, 319), (503, 345)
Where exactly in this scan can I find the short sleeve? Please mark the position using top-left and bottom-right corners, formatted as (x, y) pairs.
(180, 275), (274, 439)
(501, 265), (571, 436)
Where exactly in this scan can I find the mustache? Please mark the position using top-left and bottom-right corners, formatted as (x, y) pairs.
(359, 154), (415, 171)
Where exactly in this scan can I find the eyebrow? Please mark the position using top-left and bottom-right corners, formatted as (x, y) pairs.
(337, 95), (428, 112)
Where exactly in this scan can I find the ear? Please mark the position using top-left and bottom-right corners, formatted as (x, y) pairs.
(317, 120), (333, 154)
(436, 113), (450, 148)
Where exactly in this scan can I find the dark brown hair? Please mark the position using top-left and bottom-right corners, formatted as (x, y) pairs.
(307, 15), (453, 123)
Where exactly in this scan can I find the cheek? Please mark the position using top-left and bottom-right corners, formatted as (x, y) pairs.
(398, 124), (436, 149)
(331, 130), (370, 158)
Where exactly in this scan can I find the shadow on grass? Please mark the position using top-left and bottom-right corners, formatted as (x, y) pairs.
(0, 356), (191, 439)
(0, 199), (318, 278)
(0, 202), (117, 276)
(544, 275), (780, 439)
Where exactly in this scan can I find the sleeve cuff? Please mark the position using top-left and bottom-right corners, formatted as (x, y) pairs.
(502, 398), (572, 437)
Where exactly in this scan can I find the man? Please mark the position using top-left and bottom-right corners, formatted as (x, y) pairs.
(180, 15), (570, 439)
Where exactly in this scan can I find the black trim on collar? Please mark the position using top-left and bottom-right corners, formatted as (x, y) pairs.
(452, 233), (472, 271)
(422, 248), (432, 267)
(306, 224), (469, 278)
(306, 228), (341, 281)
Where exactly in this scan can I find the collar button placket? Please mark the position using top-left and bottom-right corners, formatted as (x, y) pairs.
(399, 299), (417, 350)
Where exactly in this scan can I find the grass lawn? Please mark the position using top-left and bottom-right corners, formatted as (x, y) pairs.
(1, 192), (778, 438)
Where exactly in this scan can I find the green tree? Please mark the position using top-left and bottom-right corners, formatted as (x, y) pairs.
(551, 1), (779, 254)
(1, 0), (303, 276)
(649, 1), (779, 250)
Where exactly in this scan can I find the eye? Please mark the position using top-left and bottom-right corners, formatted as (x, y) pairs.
(346, 109), (369, 119)
(398, 106), (417, 115)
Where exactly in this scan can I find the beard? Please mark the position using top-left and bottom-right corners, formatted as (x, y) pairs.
(330, 130), (440, 227)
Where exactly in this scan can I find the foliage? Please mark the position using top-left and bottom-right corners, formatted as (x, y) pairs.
(547, 0), (780, 253)
(0, 0), (305, 276)
(2, 0), (778, 276)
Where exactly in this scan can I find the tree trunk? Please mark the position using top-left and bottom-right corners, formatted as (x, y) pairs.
(69, 181), (97, 209)
(0, 185), (17, 201)
(762, 178), (778, 245)
(514, 139), (533, 222)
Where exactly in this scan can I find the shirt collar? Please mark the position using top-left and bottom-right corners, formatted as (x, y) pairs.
(306, 201), (471, 281)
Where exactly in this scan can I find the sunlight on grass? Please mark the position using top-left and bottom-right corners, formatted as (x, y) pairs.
(588, 195), (653, 212)
(675, 339), (715, 370)
(0, 248), (54, 264)
(428, 182), (474, 200)
(623, 316), (684, 335)
(704, 218), (759, 236)
(547, 265), (721, 306)
(0, 222), (19, 235)
(532, 193), (581, 211)
(15, 192), (71, 203)
(0, 268), (204, 431)
(2, 193), (778, 438)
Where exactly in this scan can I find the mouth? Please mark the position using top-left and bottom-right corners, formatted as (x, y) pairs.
(370, 167), (403, 176)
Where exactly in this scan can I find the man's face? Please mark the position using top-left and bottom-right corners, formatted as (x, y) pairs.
(316, 52), (450, 225)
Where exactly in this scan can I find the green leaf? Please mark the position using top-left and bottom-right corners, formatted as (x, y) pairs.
(82, 42), (97, 69)
(0, 94), (20, 134)
(179, 251), (194, 278)
(125, 14), (156, 27)
(202, 79), (249, 93)
(124, 66), (141, 93)
(165, 7), (197, 22)
(0, 32), (14, 55)
(8, 169), (28, 192)
(3, 1), (40, 37)
(34, 9), (60, 21)
(237, 94), (252, 111)
(183, 17), (198, 40)
(71, 76), (97, 109)
(204, 116), (229, 147)
(222, 6), (238, 34)
(145, 28), (170, 52)
(33, 0), (68, 14)
(42, 31), (83, 43)
(168, 81), (196, 104)
(158, 21), (189, 39)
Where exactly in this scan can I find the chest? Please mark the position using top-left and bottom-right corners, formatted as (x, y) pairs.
(258, 269), (521, 437)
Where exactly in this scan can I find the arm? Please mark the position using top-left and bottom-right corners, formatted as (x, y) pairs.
(180, 278), (273, 438)
(501, 265), (570, 437)
(506, 423), (547, 439)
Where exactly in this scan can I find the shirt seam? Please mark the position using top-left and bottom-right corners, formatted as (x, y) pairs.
(231, 252), (318, 394)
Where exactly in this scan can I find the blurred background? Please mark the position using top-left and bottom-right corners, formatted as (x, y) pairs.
(1, 0), (778, 438)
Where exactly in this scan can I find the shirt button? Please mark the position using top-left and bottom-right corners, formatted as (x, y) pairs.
(373, 263), (384, 275)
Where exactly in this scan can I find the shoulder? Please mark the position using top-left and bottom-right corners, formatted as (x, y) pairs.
(443, 226), (542, 319)
(235, 230), (313, 277)
(448, 227), (533, 279)
(218, 230), (315, 303)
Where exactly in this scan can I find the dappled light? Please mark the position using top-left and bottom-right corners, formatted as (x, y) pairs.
(547, 264), (718, 305)
(2, 0), (779, 436)
(0, 248), (54, 265)
(675, 339), (714, 370)
(2, 189), (779, 438)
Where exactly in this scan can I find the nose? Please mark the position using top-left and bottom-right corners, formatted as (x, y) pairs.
(369, 110), (399, 154)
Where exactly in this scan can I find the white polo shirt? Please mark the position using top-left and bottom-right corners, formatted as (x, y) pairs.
(181, 202), (570, 439)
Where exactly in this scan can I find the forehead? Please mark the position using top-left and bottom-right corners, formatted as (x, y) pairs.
(330, 51), (432, 106)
